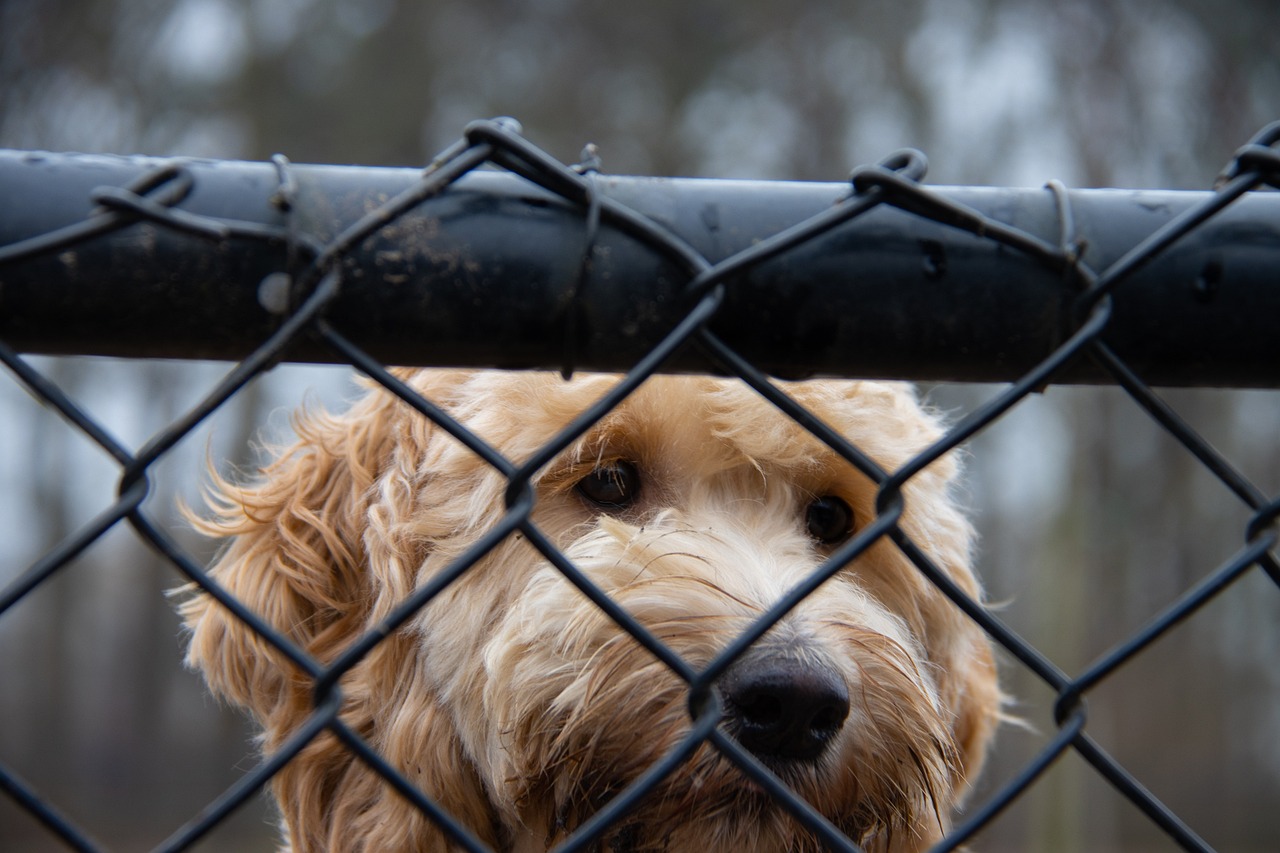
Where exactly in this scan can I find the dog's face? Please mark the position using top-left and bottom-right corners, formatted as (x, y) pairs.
(183, 370), (999, 853)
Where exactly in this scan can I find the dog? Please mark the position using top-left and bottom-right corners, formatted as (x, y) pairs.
(181, 369), (1000, 852)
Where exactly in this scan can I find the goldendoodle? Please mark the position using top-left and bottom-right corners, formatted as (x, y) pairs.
(182, 369), (999, 852)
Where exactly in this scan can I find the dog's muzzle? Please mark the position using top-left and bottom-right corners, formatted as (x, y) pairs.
(718, 649), (850, 764)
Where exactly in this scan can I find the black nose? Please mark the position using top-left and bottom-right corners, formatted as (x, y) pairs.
(719, 653), (850, 763)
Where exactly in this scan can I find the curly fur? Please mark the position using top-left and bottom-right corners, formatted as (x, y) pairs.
(181, 370), (1000, 852)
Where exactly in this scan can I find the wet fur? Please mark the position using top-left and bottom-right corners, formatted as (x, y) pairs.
(181, 370), (1000, 852)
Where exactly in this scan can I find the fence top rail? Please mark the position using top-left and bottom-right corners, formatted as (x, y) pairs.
(1, 147), (1278, 387)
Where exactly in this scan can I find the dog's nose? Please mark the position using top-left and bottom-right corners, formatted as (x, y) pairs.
(719, 653), (850, 763)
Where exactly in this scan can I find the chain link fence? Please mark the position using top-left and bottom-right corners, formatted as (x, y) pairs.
(1, 118), (1279, 852)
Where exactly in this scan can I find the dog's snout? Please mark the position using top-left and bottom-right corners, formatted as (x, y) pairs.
(720, 653), (850, 763)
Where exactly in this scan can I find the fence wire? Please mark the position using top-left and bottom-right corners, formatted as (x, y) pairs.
(1, 118), (1279, 852)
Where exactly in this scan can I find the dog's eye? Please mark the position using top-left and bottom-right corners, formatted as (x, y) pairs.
(805, 495), (855, 544)
(576, 461), (641, 510)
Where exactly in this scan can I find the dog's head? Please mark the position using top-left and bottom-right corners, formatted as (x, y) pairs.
(182, 370), (999, 852)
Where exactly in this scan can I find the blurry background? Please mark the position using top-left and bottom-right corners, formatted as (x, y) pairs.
(1, 1), (1278, 850)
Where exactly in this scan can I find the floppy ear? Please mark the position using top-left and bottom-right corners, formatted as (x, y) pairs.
(905, 465), (1002, 803)
(180, 384), (399, 731)
(938, 621), (1002, 799)
(897, 451), (1002, 802)
(180, 369), (500, 851)
(836, 381), (1002, 798)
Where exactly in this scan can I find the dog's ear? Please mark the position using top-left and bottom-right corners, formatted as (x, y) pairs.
(941, 624), (1002, 794)
(180, 369), (503, 849)
(901, 464), (1002, 801)
(897, 456), (1002, 799)
(836, 382), (1002, 797)
(182, 369), (493, 719)
(179, 380), (409, 729)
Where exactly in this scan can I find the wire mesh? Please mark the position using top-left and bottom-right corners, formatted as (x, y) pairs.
(1, 118), (1278, 852)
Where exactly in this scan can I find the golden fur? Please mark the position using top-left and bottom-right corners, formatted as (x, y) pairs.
(181, 369), (1000, 852)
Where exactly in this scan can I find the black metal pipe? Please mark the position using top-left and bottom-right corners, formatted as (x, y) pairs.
(1, 149), (1278, 386)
